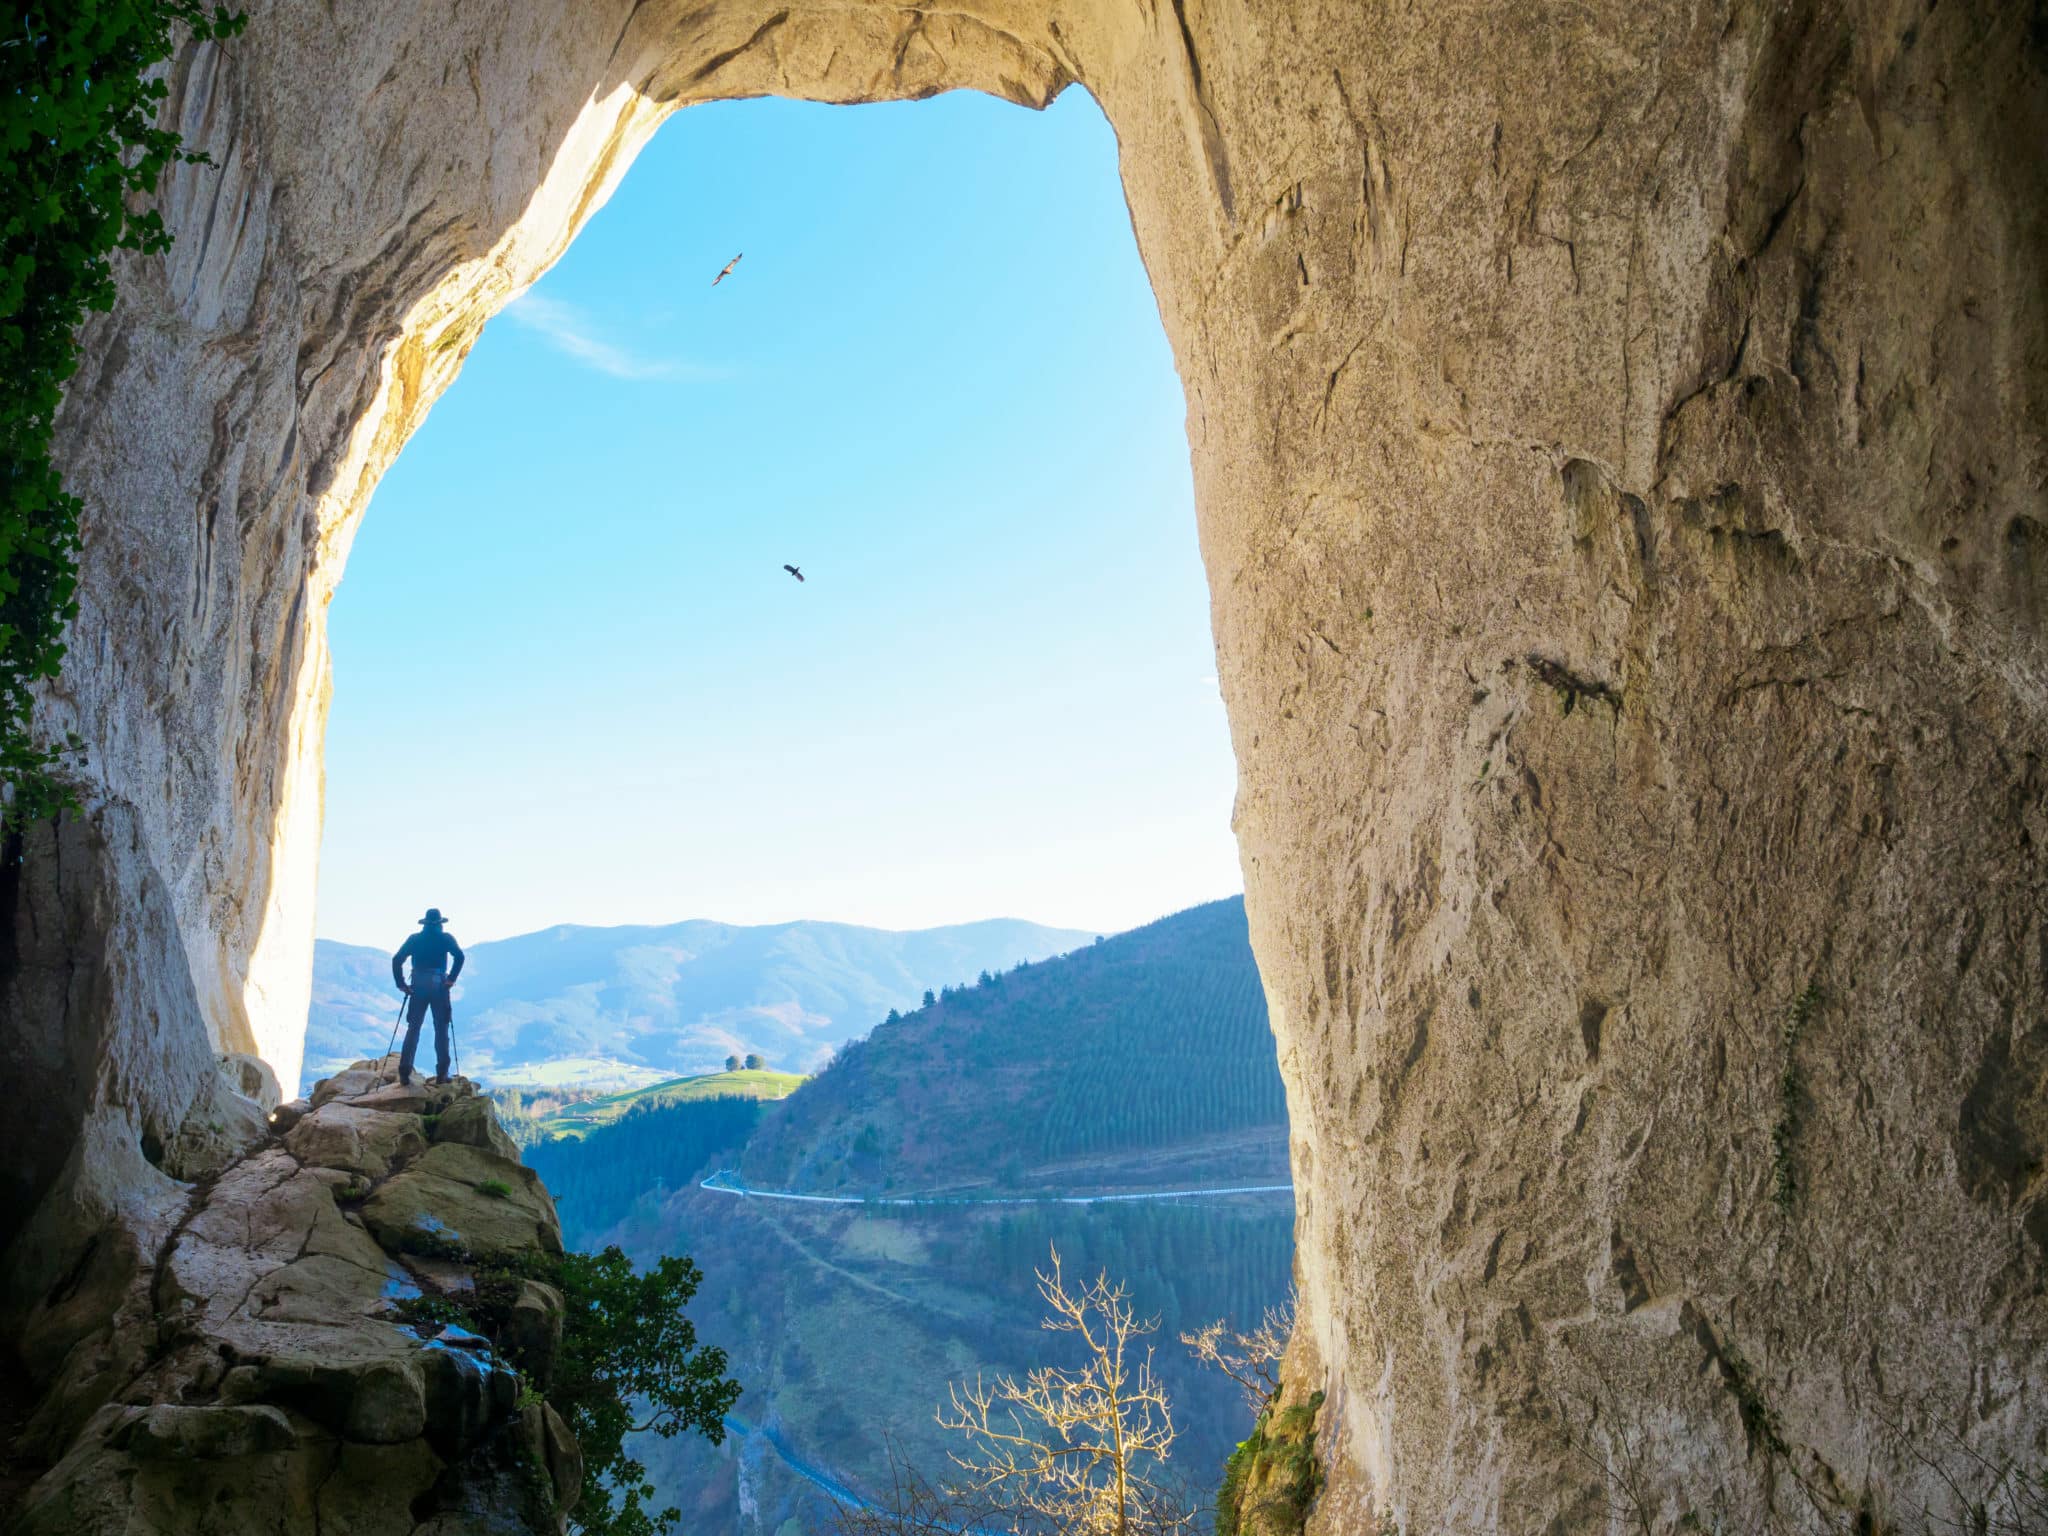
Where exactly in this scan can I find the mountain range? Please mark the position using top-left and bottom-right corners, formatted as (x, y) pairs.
(303, 916), (1094, 1092)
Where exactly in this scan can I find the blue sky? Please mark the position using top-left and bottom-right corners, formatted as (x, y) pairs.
(316, 89), (1240, 948)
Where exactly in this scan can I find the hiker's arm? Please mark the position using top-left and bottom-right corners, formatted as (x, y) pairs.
(391, 941), (410, 992)
(447, 938), (465, 985)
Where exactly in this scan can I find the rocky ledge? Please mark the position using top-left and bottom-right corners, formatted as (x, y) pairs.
(15, 1057), (581, 1535)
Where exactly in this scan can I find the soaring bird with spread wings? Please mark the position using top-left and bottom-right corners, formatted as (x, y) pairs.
(783, 564), (805, 583)
(712, 254), (742, 286)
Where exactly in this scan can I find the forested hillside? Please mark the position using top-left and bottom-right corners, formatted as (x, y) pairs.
(518, 895), (1294, 1534)
(526, 1096), (766, 1244)
(742, 896), (1283, 1191)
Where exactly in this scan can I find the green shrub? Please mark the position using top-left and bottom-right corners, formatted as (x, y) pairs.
(1, 2), (246, 823)
(478, 1178), (514, 1200)
(456, 1247), (739, 1536)
(1218, 1390), (1324, 1536)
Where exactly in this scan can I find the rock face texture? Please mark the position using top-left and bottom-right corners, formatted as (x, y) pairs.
(11, 1062), (578, 1535)
(8, 0), (2044, 1530)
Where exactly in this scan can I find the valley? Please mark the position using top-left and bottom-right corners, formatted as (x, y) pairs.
(519, 896), (1294, 1534)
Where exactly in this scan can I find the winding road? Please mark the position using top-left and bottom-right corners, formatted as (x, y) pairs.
(698, 1167), (1292, 1521)
(698, 1170), (1291, 1205)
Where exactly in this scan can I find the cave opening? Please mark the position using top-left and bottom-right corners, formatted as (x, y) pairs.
(311, 89), (1293, 1532)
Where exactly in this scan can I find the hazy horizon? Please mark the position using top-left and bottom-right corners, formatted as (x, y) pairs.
(315, 888), (1244, 951)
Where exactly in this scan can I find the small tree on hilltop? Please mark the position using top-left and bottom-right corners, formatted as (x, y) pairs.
(743, 1052), (764, 1071)
(937, 1248), (1192, 1536)
(724, 1054), (741, 1073)
(923, 990), (937, 1009)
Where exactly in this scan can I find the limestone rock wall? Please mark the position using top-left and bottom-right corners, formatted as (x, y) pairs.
(10, 0), (2044, 1529)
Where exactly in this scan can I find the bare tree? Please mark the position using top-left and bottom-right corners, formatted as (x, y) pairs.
(936, 1248), (1194, 1536)
(1181, 1293), (1295, 1414)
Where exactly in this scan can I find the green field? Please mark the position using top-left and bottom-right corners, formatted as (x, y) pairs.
(524, 1068), (806, 1140)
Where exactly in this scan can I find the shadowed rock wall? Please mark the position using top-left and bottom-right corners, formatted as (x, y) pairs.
(10, 0), (2044, 1529)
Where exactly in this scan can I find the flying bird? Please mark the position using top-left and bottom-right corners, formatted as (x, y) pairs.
(783, 564), (804, 582)
(712, 254), (742, 286)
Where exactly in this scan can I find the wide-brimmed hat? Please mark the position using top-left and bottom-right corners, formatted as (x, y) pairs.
(418, 908), (448, 926)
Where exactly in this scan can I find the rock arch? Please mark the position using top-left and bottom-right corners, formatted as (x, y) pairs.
(7, 0), (2045, 1528)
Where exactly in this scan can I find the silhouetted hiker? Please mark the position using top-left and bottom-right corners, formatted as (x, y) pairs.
(392, 908), (466, 1086)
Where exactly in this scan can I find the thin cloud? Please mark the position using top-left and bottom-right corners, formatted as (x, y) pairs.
(504, 292), (715, 381)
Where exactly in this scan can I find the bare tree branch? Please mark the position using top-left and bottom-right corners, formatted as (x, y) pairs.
(1180, 1292), (1294, 1415)
(934, 1247), (1196, 1536)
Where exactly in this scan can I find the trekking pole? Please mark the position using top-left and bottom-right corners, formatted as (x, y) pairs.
(382, 994), (406, 1076)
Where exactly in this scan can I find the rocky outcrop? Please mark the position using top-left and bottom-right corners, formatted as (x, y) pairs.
(11, 1061), (579, 1535)
(11, 0), (2044, 1530)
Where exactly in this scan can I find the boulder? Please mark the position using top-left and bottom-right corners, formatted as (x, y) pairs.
(354, 1080), (434, 1115)
(219, 1052), (283, 1111)
(410, 1420), (564, 1536)
(540, 1401), (581, 1516)
(15, 1402), (327, 1536)
(420, 1332), (520, 1458)
(431, 1093), (520, 1162)
(268, 1097), (312, 1135)
(360, 1143), (562, 1262)
(110, 1403), (297, 1461)
(163, 1066), (271, 1181)
(310, 1440), (448, 1535)
(343, 1358), (429, 1444)
(519, 1399), (582, 1515)
(285, 1101), (425, 1178)
(216, 1339), (435, 1444)
(502, 1279), (563, 1386)
(311, 1068), (386, 1109)
(399, 1253), (476, 1297)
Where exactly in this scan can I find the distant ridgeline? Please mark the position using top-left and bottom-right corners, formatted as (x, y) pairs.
(743, 895), (1283, 1192)
(302, 915), (1094, 1093)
